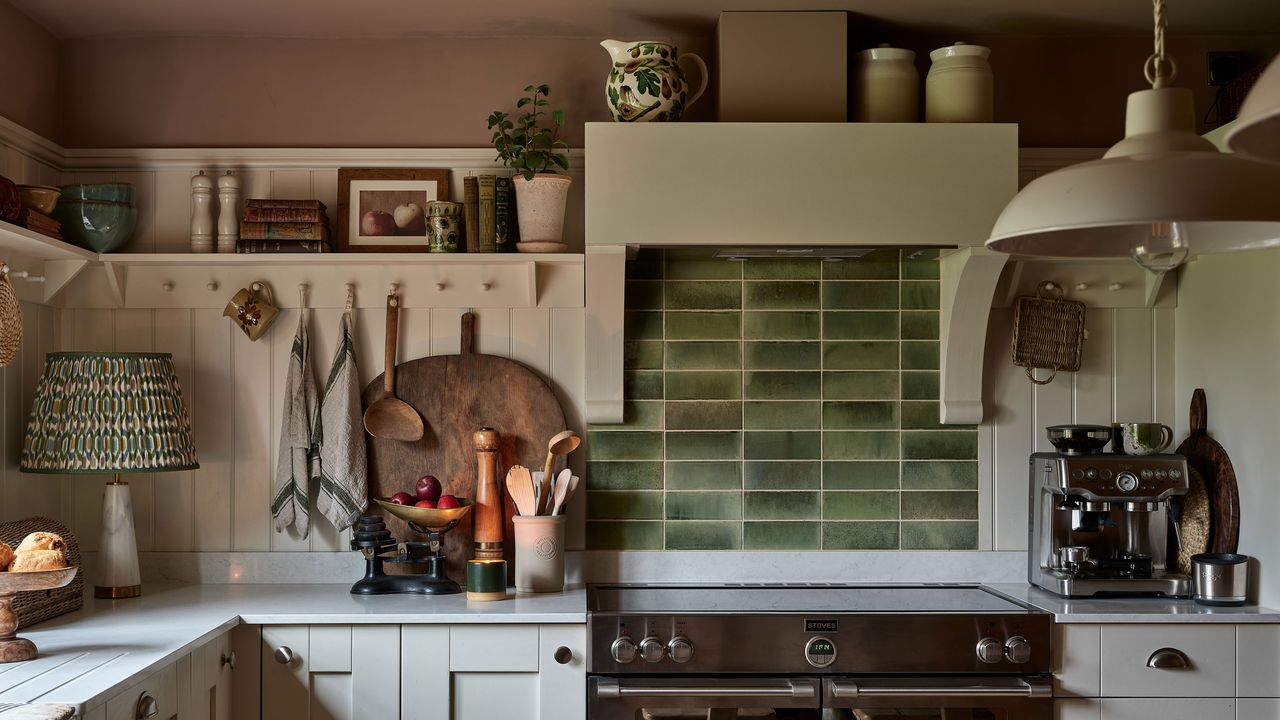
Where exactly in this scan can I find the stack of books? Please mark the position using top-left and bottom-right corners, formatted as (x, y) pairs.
(18, 208), (61, 241)
(238, 199), (331, 253)
(463, 175), (515, 253)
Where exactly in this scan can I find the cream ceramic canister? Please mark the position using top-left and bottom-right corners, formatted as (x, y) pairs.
(602, 39), (707, 121)
(925, 42), (993, 123)
(854, 44), (919, 122)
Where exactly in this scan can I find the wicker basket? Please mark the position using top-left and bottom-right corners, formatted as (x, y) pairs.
(1011, 282), (1086, 385)
(1, 516), (82, 628)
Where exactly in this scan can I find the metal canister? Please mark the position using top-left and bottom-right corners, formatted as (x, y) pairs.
(426, 201), (461, 253)
(1191, 553), (1249, 606)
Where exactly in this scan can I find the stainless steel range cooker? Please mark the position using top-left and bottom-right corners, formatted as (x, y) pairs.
(587, 584), (1052, 720)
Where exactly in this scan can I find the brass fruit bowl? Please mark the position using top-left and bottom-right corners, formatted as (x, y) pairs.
(374, 498), (473, 529)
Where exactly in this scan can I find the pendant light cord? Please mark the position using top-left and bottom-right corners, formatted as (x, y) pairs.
(1144, 0), (1177, 88)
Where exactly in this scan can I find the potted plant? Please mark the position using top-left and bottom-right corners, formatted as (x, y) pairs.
(488, 84), (572, 252)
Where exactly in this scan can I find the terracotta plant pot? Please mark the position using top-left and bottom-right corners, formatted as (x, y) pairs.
(513, 173), (571, 251)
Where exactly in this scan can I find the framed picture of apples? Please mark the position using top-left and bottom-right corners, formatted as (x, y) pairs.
(336, 168), (451, 252)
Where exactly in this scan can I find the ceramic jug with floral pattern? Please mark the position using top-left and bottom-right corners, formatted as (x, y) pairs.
(602, 39), (707, 122)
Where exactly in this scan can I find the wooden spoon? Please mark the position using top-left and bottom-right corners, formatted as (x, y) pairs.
(551, 469), (573, 516)
(363, 294), (424, 441)
(506, 466), (536, 516)
(539, 431), (581, 512)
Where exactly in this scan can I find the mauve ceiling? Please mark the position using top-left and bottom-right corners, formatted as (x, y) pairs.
(10, 0), (1280, 39)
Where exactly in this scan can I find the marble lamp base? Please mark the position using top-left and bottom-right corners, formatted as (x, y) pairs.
(97, 477), (141, 599)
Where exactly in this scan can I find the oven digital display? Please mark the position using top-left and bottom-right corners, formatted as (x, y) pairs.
(805, 636), (837, 667)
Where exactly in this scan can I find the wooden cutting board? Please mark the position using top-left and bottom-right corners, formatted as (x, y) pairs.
(1173, 389), (1241, 555)
(363, 312), (567, 584)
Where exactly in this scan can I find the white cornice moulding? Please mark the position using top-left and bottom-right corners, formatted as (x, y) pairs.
(0, 114), (64, 168)
(60, 147), (586, 171)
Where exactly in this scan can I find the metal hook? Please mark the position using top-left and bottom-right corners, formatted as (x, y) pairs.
(345, 283), (355, 312)
(298, 283), (308, 308)
(251, 281), (263, 293)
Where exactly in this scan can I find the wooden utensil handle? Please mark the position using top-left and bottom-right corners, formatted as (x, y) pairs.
(384, 295), (399, 393)
(1190, 388), (1207, 435)
(461, 312), (475, 355)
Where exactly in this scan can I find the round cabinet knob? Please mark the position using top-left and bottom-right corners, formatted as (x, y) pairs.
(610, 637), (637, 664)
(1005, 636), (1032, 664)
(136, 691), (159, 719)
(639, 636), (666, 663)
(976, 637), (1004, 664)
(221, 651), (237, 669)
(667, 636), (694, 664)
(554, 646), (574, 665)
(274, 646), (296, 665)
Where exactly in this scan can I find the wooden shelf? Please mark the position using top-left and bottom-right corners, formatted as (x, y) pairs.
(98, 252), (583, 267)
(0, 220), (96, 303)
(0, 220), (97, 262)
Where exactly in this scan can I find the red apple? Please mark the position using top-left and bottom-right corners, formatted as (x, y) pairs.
(361, 210), (397, 237)
(388, 492), (414, 505)
(415, 475), (442, 502)
(414, 499), (437, 508)
(436, 494), (460, 509)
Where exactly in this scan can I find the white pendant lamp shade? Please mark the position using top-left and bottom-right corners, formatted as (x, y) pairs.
(1225, 56), (1280, 163)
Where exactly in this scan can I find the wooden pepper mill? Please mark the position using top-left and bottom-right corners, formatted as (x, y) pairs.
(472, 427), (504, 560)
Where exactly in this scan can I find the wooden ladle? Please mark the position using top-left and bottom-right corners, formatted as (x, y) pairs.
(539, 431), (581, 513)
(363, 293), (424, 441)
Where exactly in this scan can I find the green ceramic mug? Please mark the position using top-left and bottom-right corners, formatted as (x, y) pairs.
(1118, 422), (1174, 455)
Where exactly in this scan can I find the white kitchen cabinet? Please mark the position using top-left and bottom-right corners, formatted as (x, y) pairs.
(1054, 698), (1100, 720)
(104, 660), (178, 720)
(1099, 698), (1235, 719)
(1237, 699), (1280, 719)
(1239, 625), (1280, 697)
(187, 630), (236, 720)
(1099, 624), (1236, 697)
(262, 624), (400, 720)
(1053, 624), (1100, 698)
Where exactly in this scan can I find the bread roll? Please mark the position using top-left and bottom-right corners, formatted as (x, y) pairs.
(15, 532), (64, 554)
(0, 543), (12, 571)
(8, 549), (67, 572)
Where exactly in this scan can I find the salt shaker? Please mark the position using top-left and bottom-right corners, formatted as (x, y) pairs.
(216, 171), (240, 254)
(190, 171), (214, 253)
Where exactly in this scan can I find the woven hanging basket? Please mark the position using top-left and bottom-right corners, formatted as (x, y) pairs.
(0, 264), (21, 367)
(1011, 282), (1086, 385)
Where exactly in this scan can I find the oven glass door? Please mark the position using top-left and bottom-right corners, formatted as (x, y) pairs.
(589, 677), (823, 720)
(822, 677), (1053, 720)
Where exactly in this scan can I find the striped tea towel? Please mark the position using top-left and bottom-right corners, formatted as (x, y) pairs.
(271, 311), (317, 538)
(315, 310), (368, 530)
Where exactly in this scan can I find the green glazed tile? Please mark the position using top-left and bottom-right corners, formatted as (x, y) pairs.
(901, 341), (939, 370)
(666, 371), (742, 400)
(624, 341), (664, 370)
(823, 371), (899, 400)
(667, 491), (742, 520)
(665, 282), (741, 310)
(666, 401), (743, 430)
(902, 371), (940, 400)
(666, 431), (742, 460)
(822, 282), (899, 310)
(664, 257), (742, 280)
(900, 401), (946, 430)
(903, 431), (978, 460)
(823, 342), (899, 370)
(744, 342), (820, 370)
(587, 431), (663, 461)
(625, 250), (663, 280)
(901, 311), (940, 340)
(744, 401), (821, 429)
(823, 312), (899, 340)
(744, 522), (821, 550)
(591, 400), (663, 430)
(625, 370), (663, 400)
(902, 491), (978, 520)
(901, 521), (979, 550)
(587, 461), (663, 490)
(666, 521), (742, 549)
(587, 491), (664, 519)
(667, 312), (741, 340)
(901, 281), (940, 310)
(822, 249), (900, 280)
(625, 311), (663, 340)
(744, 371), (820, 400)
(901, 250), (940, 280)
(744, 281), (820, 310)
(666, 461), (743, 490)
(823, 491), (900, 520)
(744, 259), (821, 280)
(664, 248), (718, 260)
(823, 521), (900, 549)
(744, 491), (820, 520)
(626, 280), (664, 310)
(823, 461), (900, 489)
(744, 460), (821, 489)
(743, 311), (820, 340)
(665, 341), (742, 370)
(823, 401), (897, 430)
(902, 461), (978, 489)
(745, 431), (821, 460)
(824, 431), (899, 460)
(587, 521), (663, 550)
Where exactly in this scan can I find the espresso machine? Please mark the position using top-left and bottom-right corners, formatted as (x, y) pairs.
(1029, 425), (1191, 598)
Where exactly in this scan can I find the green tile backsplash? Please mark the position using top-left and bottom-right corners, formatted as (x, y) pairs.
(587, 249), (978, 551)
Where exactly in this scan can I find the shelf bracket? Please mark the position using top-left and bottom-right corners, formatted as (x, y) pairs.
(939, 247), (1009, 425)
(1144, 268), (1174, 307)
(102, 262), (127, 307)
(41, 259), (91, 304)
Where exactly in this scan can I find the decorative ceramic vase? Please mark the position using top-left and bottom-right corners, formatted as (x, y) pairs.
(426, 201), (461, 253)
(926, 42), (994, 123)
(855, 44), (919, 122)
(602, 39), (708, 122)
(513, 174), (571, 252)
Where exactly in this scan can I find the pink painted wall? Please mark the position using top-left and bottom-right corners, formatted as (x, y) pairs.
(0, 0), (60, 141)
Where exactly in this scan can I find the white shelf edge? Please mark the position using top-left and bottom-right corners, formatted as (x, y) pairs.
(0, 220), (99, 262)
(97, 252), (583, 267)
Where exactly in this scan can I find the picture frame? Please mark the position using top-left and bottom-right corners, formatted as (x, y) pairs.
(336, 168), (451, 253)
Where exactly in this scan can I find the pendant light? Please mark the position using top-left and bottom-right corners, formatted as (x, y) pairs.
(986, 0), (1280, 272)
(1225, 56), (1280, 163)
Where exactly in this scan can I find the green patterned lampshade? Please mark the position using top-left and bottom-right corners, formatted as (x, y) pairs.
(20, 352), (199, 473)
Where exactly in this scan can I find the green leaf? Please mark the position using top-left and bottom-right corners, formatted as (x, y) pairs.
(552, 154), (569, 169)
(524, 84), (538, 93)
(517, 97), (531, 108)
(537, 84), (550, 95)
(552, 110), (565, 126)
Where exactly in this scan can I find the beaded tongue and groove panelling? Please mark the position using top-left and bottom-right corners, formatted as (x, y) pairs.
(586, 249), (978, 551)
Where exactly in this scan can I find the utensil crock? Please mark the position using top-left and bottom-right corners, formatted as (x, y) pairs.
(513, 515), (565, 593)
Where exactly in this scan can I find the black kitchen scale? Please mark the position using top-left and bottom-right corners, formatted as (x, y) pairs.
(349, 500), (472, 595)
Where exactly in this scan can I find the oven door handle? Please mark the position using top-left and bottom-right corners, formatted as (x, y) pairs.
(827, 678), (1052, 700)
(595, 679), (817, 699)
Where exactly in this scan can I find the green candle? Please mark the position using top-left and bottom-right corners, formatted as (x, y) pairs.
(466, 560), (507, 602)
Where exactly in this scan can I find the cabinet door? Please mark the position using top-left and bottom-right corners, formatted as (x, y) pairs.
(105, 661), (179, 720)
(539, 625), (586, 720)
(190, 630), (235, 720)
(1100, 698), (1234, 720)
(1055, 699), (1100, 720)
(262, 624), (401, 720)
(1237, 699), (1280, 720)
(442, 624), (586, 720)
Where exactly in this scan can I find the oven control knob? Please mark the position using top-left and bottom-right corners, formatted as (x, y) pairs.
(639, 636), (666, 663)
(667, 636), (694, 664)
(611, 637), (637, 664)
(1005, 636), (1032, 664)
(976, 637), (1004, 664)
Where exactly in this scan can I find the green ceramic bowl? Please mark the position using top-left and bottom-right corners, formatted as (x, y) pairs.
(52, 199), (137, 253)
(59, 183), (136, 204)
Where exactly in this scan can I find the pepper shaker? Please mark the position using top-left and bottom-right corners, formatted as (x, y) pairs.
(216, 171), (240, 254)
(190, 171), (214, 253)
(472, 427), (504, 561)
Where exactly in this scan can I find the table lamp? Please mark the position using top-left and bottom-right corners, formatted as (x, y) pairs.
(19, 352), (198, 599)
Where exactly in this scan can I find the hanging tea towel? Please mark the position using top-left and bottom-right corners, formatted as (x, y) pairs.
(271, 311), (317, 538)
(315, 309), (368, 530)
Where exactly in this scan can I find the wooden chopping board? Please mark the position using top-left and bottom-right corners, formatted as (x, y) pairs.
(1173, 388), (1240, 554)
(363, 312), (567, 584)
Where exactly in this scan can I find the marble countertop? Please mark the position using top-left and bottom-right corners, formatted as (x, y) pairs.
(0, 583), (586, 713)
(988, 583), (1280, 623)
